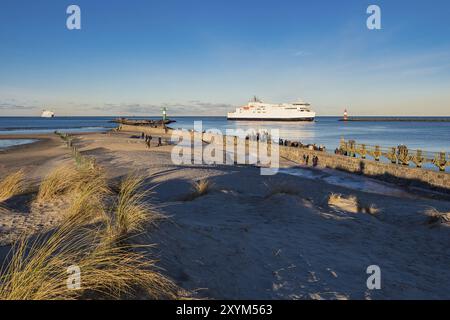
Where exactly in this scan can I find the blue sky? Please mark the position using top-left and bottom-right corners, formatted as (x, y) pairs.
(0, 0), (449, 116)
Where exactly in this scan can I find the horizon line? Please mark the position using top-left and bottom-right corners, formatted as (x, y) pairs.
(2, 114), (450, 118)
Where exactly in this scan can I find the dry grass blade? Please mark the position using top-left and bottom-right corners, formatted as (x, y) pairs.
(36, 165), (79, 202)
(327, 193), (343, 206)
(264, 181), (298, 198)
(36, 163), (107, 203)
(425, 207), (450, 226)
(109, 174), (162, 241)
(195, 179), (211, 196)
(0, 170), (25, 203)
(328, 193), (379, 215)
(64, 180), (109, 225)
(183, 179), (212, 201)
(75, 163), (106, 188)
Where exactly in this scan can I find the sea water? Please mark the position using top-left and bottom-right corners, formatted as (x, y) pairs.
(1, 116), (450, 152)
(0, 139), (38, 150)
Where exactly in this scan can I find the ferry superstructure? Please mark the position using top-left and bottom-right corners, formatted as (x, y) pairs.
(227, 97), (316, 121)
(41, 110), (55, 118)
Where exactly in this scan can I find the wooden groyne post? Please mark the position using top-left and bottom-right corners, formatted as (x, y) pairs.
(339, 139), (449, 172)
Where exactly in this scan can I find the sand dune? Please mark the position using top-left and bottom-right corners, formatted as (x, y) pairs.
(1, 130), (450, 299)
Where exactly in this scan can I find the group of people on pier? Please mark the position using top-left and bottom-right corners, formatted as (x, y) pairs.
(303, 154), (320, 167)
(244, 131), (271, 142)
(279, 139), (326, 152)
(141, 132), (162, 148)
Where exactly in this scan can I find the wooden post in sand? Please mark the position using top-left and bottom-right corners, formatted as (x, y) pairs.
(412, 150), (425, 168)
(358, 144), (367, 159)
(348, 140), (356, 157)
(385, 147), (397, 164)
(433, 152), (448, 172)
(397, 145), (411, 166)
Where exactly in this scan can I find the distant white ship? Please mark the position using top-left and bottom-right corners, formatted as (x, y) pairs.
(41, 110), (55, 118)
(227, 97), (316, 121)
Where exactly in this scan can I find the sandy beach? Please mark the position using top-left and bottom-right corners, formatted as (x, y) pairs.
(1, 128), (450, 300)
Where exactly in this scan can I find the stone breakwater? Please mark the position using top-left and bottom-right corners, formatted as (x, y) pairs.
(117, 124), (450, 192)
(340, 117), (450, 122)
(279, 146), (450, 192)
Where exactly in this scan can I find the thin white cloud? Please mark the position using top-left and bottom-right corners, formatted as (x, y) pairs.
(92, 101), (235, 115)
(0, 103), (38, 110)
(293, 50), (311, 57)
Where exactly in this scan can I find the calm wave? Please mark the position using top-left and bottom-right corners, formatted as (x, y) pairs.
(0, 139), (38, 150)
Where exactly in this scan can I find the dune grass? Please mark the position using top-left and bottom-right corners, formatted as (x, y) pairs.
(0, 159), (178, 300)
(193, 179), (211, 196)
(0, 212), (177, 300)
(327, 193), (345, 206)
(425, 207), (450, 226)
(108, 175), (163, 241)
(328, 193), (379, 215)
(183, 179), (212, 201)
(36, 165), (79, 202)
(36, 162), (107, 203)
(64, 178), (109, 225)
(0, 170), (25, 203)
(264, 181), (299, 198)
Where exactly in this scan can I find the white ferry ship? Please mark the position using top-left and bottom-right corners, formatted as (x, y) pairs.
(227, 97), (316, 121)
(41, 110), (55, 118)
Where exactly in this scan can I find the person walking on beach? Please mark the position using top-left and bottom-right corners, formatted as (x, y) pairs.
(145, 136), (151, 149)
(157, 137), (162, 147)
(148, 135), (152, 147)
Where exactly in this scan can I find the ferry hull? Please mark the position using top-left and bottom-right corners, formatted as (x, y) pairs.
(227, 117), (315, 122)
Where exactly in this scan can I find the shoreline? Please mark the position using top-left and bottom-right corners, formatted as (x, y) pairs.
(0, 134), (50, 153)
(0, 133), (72, 178)
(0, 139), (39, 152)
